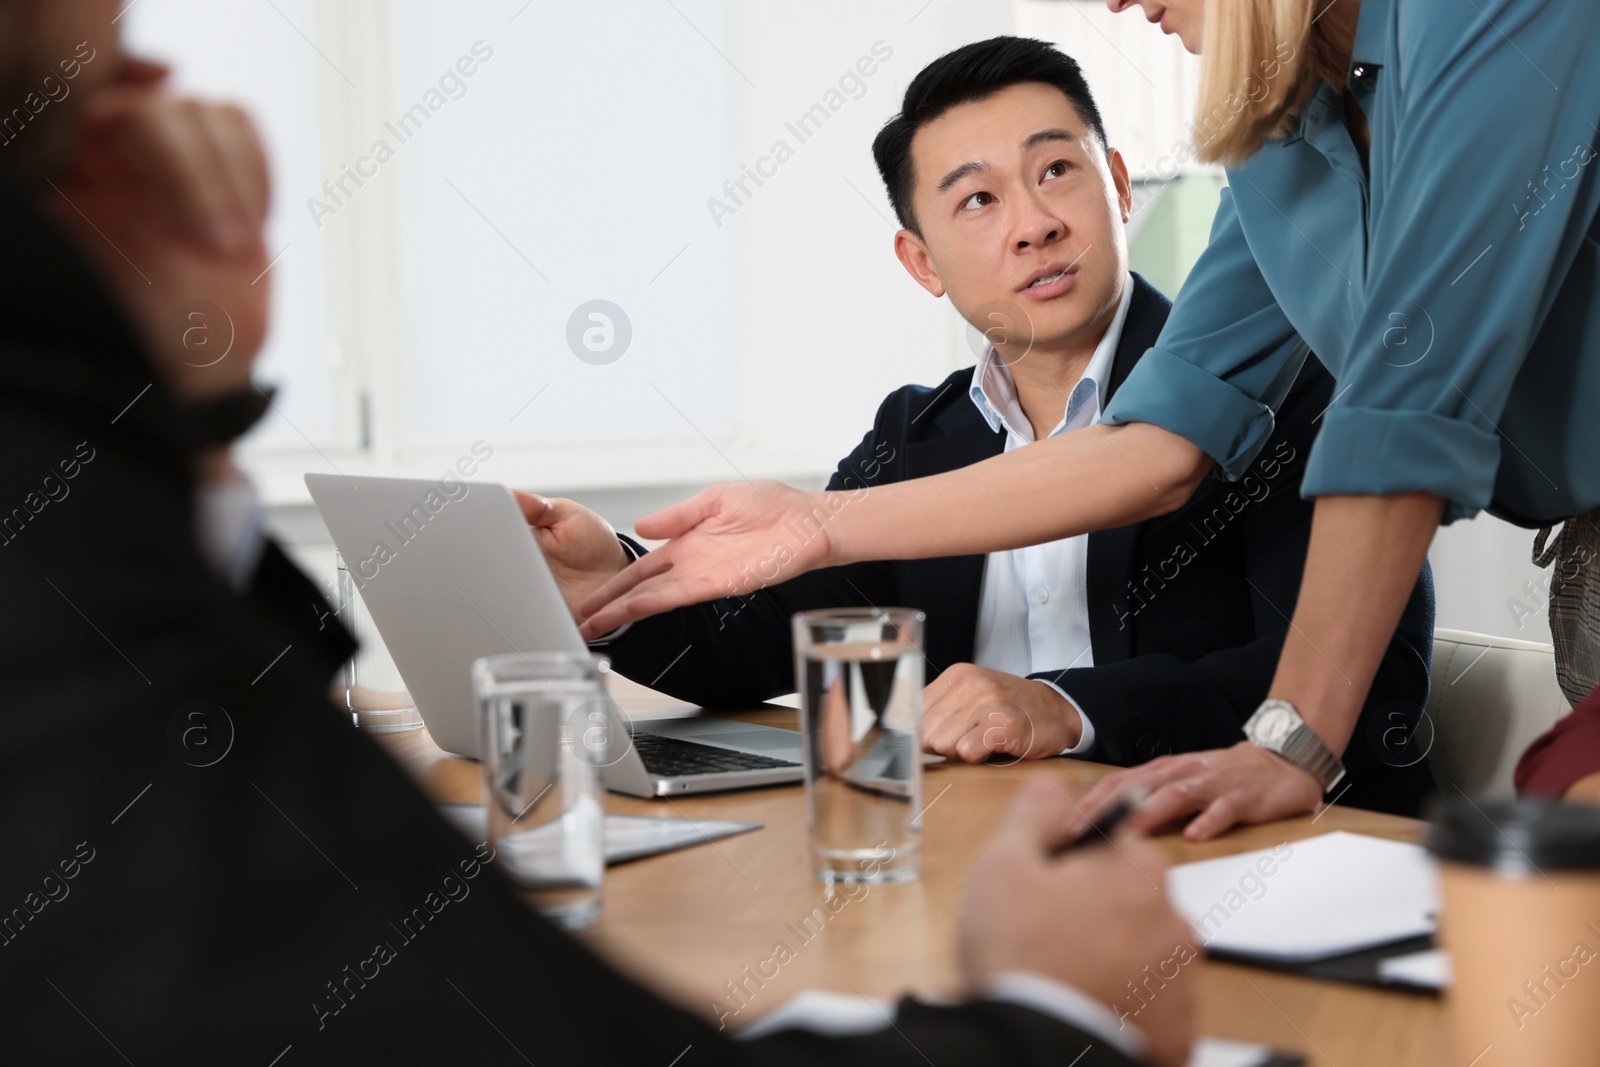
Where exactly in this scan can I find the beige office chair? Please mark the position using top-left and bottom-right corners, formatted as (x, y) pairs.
(1426, 628), (1574, 798)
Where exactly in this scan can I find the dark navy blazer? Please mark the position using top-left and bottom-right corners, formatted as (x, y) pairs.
(605, 273), (1437, 816)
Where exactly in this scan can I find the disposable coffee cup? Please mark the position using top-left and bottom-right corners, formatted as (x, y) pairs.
(1425, 797), (1600, 1066)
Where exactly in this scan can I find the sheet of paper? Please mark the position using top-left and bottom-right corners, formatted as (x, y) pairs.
(1166, 831), (1438, 963)
(1378, 948), (1452, 990)
(601, 812), (763, 863)
(436, 803), (760, 865)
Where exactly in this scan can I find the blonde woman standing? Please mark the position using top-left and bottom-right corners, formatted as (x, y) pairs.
(581, 0), (1600, 835)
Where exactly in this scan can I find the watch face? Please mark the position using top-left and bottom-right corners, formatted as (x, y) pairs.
(1255, 706), (1294, 745)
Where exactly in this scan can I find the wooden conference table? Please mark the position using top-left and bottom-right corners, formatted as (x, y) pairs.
(376, 682), (1447, 1067)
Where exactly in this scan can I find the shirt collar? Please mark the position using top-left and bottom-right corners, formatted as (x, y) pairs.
(968, 275), (1134, 443)
(1287, 0), (1389, 142)
(1349, 0), (1388, 78)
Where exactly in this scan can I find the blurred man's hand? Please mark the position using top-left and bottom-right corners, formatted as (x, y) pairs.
(960, 777), (1198, 1067)
(923, 663), (1083, 762)
(514, 491), (632, 621)
(45, 58), (270, 402)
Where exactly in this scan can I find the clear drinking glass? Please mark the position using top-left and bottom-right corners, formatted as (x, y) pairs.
(333, 551), (423, 733)
(792, 608), (925, 884)
(472, 652), (610, 929)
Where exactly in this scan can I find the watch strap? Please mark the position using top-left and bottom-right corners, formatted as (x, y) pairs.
(1278, 725), (1346, 792)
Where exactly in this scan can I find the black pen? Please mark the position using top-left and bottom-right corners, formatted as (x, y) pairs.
(1050, 788), (1148, 858)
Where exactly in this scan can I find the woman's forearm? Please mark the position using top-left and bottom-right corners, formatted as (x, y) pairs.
(1270, 492), (1445, 755)
(827, 422), (1211, 565)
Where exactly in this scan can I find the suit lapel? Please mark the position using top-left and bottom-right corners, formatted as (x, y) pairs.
(1104, 273), (1171, 408)
(1088, 274), (1173, 666)
(900, 397), (1005, 672)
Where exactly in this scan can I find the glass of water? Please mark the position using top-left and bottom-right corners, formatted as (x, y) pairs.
(472, 652), (610, 929)
(792, 608), (925, 885)
(333, 551), (423, 733)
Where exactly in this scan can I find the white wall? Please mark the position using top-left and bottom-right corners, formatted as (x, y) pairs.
(1016, 0), (1207, 181)
(717, 0), (1014, 474)
(1430, 515), (1555, 643)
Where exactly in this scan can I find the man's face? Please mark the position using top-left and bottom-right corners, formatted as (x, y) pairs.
(895, 82), (1132, 363)
(0, 0), (125, 180)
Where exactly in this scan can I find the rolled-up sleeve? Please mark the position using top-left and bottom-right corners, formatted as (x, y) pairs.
(1101, 187), (1309, 479)
(1307, 0), (1600, 521)
(1107, 0), (1600, 523)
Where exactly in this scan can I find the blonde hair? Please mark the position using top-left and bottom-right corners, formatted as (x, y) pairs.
(1193, 0), (1331, 167)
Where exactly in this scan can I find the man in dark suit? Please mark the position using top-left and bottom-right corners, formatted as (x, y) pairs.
(526, 37), (1435, 817)
(0, 5), (1193, 1064)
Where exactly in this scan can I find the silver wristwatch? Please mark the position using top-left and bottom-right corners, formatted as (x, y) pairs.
(1243, 700), (1346, 792)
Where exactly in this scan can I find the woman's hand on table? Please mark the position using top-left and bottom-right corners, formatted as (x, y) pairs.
(1078, 742), (1324, 841)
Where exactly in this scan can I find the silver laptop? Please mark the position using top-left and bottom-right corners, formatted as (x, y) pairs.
(304, 474), (804, 797)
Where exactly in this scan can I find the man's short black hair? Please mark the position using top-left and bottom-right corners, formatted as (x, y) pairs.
(872, 36), (1109, 235)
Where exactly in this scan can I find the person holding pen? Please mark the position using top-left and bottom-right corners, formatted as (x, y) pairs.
(579, 0), (1600, 838)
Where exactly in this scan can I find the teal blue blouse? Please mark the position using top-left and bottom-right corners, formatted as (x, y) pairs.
(1101, 0), (1600, 525)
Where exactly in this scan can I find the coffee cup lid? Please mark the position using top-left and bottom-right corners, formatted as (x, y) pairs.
(1425, 796), (1600, 873)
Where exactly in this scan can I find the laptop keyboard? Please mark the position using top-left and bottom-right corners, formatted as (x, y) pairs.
(631, 732), (801, 777)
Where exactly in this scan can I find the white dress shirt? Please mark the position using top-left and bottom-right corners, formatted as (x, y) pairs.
(967, 277), (1134, 756)
(196, 470), (268, 592)
(737, 972), (1145, 1059)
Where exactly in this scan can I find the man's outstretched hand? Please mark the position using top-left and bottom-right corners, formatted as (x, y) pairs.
(514, 491), (631, 620)
(577, 480), (839, 639)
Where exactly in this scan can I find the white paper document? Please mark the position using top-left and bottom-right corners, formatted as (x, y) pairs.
(1166, 831), (1438, 963)
(436, 802), (761, 865)
(1377, 948), (1452, 990)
